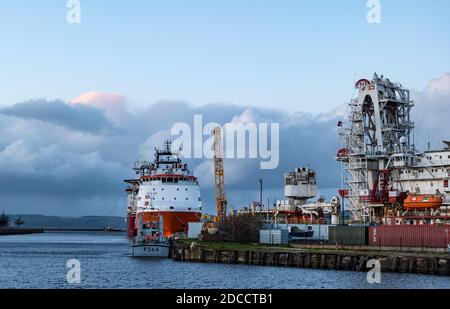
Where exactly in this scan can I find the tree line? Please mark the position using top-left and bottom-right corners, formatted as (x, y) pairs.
(0, 212), (25, 229)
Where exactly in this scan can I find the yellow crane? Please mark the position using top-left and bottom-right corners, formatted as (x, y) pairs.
(213, 127), (227, 223)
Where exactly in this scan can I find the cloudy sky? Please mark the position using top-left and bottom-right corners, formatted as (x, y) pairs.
(0, 1), (449, 216)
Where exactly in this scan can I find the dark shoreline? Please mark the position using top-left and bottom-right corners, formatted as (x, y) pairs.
(43, 228), (124, 232)
(0, 228), (44, 236)
(0, 228), (124, 235)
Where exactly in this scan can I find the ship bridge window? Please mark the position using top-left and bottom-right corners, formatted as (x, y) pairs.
(444, 180), (448, 188)
(167, 177), (173, 183)
(174, 178), (179, 183)
(162, 178), (167, 183)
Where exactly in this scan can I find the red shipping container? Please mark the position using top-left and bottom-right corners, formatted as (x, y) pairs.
(369, 225), (450, 248)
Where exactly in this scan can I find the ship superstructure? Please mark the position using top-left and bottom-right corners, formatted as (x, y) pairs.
(275, 167), (340, 224)
(124, 140), (202, 237)
(337, 73), (450, 225)
(284, 167), (318, 207)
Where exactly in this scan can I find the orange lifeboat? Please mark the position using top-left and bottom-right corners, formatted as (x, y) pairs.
(403, 194), (443, 210)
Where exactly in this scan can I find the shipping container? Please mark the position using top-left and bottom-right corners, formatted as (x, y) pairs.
(369, 225), (450, 248)
(187, 222), (203, 239)
(328, 225), (368, 246)
(259, 229), (289, 245)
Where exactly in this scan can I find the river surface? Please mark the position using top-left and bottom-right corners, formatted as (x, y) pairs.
(0, 232), (449, 289)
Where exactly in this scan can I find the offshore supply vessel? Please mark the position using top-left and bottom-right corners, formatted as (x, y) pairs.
(336, 73), (450, 225)
(124, 140), (202, 239)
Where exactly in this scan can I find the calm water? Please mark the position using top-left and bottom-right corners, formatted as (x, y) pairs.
(0, 232), (449, 289)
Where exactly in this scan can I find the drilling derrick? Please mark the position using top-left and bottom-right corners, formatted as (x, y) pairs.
(337, 73), (415, 224)
(213, 127), (227, 222)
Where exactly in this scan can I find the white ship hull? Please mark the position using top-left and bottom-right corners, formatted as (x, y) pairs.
(132, 243), (170, 258)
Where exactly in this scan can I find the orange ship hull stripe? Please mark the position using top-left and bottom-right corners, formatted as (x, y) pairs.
(137, 211), (201, 237)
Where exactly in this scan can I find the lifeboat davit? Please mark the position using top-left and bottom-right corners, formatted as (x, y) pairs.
(403, 194), (443, 210)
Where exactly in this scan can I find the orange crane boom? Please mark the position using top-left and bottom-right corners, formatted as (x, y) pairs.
(213, 127), (227, 222)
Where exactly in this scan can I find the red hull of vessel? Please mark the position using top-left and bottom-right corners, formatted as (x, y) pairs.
(127, 213), (136, 238)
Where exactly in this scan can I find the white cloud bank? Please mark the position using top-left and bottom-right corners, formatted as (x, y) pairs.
(411, 73), (450, 148)
(0, 73), (449, 215)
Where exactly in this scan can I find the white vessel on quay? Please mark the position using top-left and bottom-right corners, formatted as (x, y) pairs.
(124, 140), (202, 239)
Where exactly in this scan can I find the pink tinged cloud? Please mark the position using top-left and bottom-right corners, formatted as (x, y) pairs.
(71, 91), (130, 125)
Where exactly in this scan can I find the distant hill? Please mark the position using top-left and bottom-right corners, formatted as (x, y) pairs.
(8, 214), (126, 229)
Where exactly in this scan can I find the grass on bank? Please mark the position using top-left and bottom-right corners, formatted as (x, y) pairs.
(177, 238), (290, 251)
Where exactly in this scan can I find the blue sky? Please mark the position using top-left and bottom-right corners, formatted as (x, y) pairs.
(1, 0), (449, 113)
